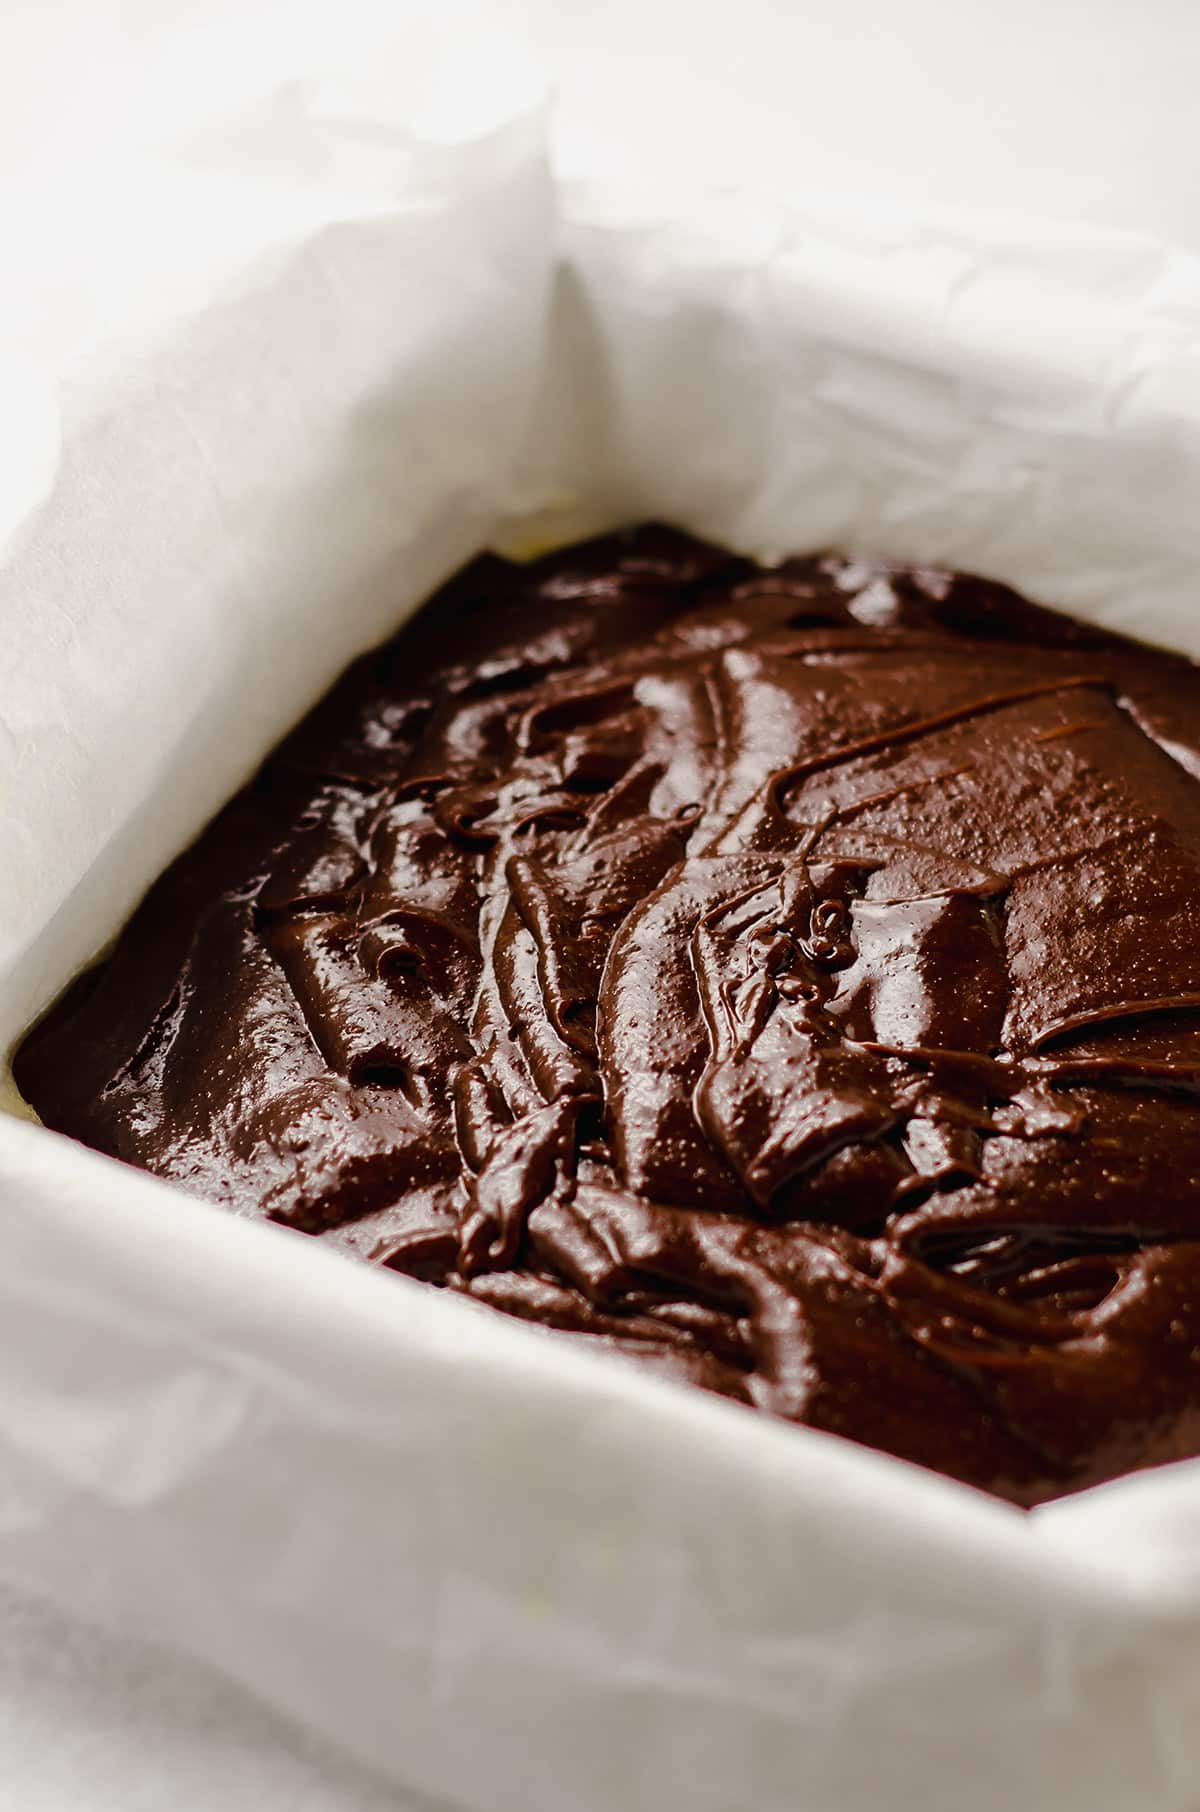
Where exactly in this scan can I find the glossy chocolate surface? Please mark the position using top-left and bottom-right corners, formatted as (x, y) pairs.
(18, 526), (1200, 1504)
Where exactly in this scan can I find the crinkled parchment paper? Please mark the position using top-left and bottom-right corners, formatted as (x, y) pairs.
(3, 5), (1200, 1808)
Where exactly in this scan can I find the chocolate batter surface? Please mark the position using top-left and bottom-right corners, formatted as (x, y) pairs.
(17, 526), (1200, 1504)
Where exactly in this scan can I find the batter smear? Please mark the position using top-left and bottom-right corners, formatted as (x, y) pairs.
(18, 525), (1200, 1504)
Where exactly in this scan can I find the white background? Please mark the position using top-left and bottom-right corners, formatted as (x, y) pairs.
(2, 0), (1198, 1806)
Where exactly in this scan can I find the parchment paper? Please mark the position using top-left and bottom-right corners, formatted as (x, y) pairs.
(3, 4), (1200, 1808)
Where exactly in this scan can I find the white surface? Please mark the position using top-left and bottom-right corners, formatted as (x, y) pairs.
(7, 0), (1200, 247)
(0, 1584), (418, 1812)
(505, 0), (1200, 248)
(3, 2), (1200, 1809)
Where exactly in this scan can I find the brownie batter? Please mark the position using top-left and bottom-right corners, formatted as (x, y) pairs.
(17, 526), (1200, 1505)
